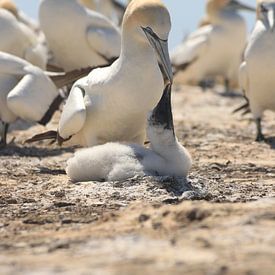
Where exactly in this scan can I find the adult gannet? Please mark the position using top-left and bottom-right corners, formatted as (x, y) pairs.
(171, 0), (255, 91)
(0, 8), (47, 69)
(80, 0), (126, 25)
(0, 52), (90, 147)
(0, 52), (58, 147)
(66, 84), (192, 182)
(39, 0), (121, 71)
(239, 0), (275, 141)
(0, 0), (39, 32)
(28, 0), (173, 147)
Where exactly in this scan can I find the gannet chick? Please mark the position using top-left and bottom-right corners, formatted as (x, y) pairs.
(239, 0), (275, 141)
(28, 0), (173, 148)
(66, 84), (192, 182)
(171, 0), (255, 91)
(80, 0), (126, 25)
(0, 52), (59, 147)
(39, 0), (121, 71)
(0, 8), (47, 69)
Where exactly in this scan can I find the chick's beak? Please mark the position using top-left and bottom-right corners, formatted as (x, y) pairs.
(149, 83), (174, 133)
(142, 26), (173, 84)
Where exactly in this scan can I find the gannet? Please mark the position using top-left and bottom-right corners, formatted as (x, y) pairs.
(0, 8), (47, 69)
(80, 0), (126, 25)
(39, 0), (121, 71)
(0, 0), (39, 32)
(0, 52), (58, 147)
(0, 51), (91, 147)
(171, 0), (255, 91)
(239, 0), (275, 141)
(66, 84), (192, 182)
(28, 0), (173, 148)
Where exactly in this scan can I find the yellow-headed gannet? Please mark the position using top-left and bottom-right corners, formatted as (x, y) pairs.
(0, 8), (47, 69)
(239, 0), (275, 141)
(27, 0), (173, 148)
(39, 0), (121, 71)
(171, 0), (255, 92)
(66, 84), (192, 182)
(0, 0), (39, 33)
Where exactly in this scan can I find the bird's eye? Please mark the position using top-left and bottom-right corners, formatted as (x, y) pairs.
(260, 4), (268, 13)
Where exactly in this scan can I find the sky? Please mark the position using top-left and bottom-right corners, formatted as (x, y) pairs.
(14, 0), (256, 49)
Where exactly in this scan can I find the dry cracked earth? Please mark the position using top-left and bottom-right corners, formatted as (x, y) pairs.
(0, 85), (274, 275)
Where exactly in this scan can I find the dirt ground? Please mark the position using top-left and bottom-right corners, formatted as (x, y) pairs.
(0, 85), (274, 275)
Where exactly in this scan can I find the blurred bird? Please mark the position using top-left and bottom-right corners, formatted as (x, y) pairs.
(66, 84), (192, 182)
(39, 0), (121, 71)
(0, 52), (93, 147)
(0, 52), (58, 147)
(80, 0), (127, 25)
(0, 8), (47, 69)
(171, 0), (255, 92)
(239, 0), (275, 141)
(0, 0), (39, 33)
(27, 0), (173, 148)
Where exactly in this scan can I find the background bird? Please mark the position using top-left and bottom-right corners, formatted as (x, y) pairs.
(170, 0), (255, 93)
(239, 0), (275, 141)
(80, 0), (127, 25)
(0, 7), (47, 69)
(39, 0), (121, 72)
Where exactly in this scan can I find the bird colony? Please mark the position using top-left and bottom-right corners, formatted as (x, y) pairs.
(0, 0), (274, 183)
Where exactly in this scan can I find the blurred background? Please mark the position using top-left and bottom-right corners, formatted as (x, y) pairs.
(14, 0), (256, 49)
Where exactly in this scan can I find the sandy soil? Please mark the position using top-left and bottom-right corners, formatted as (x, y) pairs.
(0, 85), (274, 275)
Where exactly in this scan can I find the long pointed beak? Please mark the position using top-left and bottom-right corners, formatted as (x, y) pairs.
(268, 9), (275, 31)
(149, 83), (174, 134)
(229, 0), (256, 12)
(142, 27), (173, 84)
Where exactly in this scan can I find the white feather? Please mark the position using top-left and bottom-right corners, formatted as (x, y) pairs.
(39, 0), (121, 71)
(0, 52), (58, 123)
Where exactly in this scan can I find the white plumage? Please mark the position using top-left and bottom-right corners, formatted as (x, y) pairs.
(0, 9), (47, 69)
(39, 0), (121, 71)
(239, 0), (275, 141)
(171, 0), (254, 89)
(56, 0), (172, 147)
(0, 52), (58, 124)
(66, 84), (192, 182)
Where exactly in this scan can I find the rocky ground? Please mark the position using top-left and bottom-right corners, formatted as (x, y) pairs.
(0, 85), (274, 275)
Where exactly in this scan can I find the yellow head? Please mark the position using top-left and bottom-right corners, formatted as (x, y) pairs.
(0, 0), (18, 17)
(122, 0), (171, 41)
(78, 0), (96, 10)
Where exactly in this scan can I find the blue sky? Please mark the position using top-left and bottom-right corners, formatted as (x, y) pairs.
(14, 0), (256, 49)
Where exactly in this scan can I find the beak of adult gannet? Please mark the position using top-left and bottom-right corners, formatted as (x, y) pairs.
(142, 26), (173, 84)
(149, 83), (174, 134)
(228, 0), (256, 12)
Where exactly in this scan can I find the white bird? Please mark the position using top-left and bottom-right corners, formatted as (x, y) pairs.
(171, 0), (255, 92)
(39, 0), (121, 71)
(80, 0), (126, 25)
(0, 0), (40, 33)
(28, 0), (173, 148)
(66, 84), (192, 182)
(0, 8), (47, 69)
(0, 52), (59, 147)
(239, 0), (275, 141)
